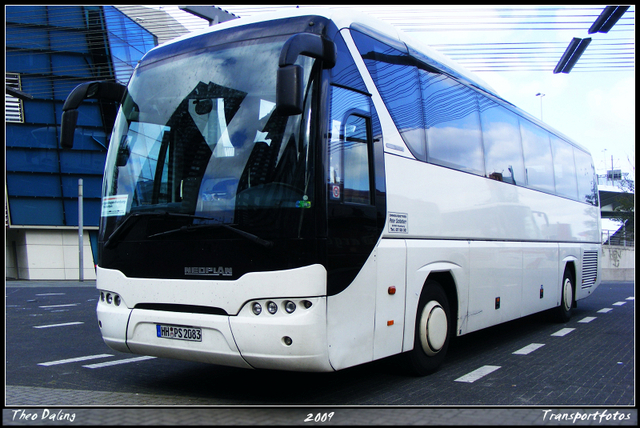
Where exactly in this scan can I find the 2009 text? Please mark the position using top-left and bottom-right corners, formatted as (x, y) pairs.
(304, 412), (335, 423)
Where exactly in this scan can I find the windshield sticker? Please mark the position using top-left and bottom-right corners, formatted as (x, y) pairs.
(388, 212), (408, 234)
(295, 195), (311, 208)
(331, 120), (341, 141)
(102, 195), (128, 217)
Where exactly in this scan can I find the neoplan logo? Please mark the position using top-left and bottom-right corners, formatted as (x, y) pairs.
(185, 266), (233, 276)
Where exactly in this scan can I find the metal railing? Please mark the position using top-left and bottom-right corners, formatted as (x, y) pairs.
(602, 229), (635, 247)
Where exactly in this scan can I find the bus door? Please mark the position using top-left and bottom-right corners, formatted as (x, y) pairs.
(325, 85), (400, 365)
(326, 86), (379, 296)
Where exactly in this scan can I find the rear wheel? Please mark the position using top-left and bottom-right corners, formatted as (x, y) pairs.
(404, 280), (452, 376)
(555, 269), (575, 322)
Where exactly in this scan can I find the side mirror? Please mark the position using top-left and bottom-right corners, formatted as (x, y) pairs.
(60, 81), (126, 149)
(276, 33), (336, 115)
(60, 110), (79, 149)
(277, 65), (304, 116)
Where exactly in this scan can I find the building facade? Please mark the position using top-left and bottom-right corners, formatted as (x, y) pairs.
(5, 6), (185, 279)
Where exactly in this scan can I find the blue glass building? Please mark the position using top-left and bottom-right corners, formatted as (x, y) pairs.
(5, 6), (180, 279)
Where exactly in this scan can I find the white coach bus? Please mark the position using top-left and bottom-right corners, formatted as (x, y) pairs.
(61, 8), (601, 375)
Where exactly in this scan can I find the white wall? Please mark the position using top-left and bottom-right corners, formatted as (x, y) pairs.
(601, 245), (635, 281)
(5, 229), (96, 280)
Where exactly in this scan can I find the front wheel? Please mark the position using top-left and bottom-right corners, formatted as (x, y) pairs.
(555, 269), (575, 322)
(403, 280), (452, 376)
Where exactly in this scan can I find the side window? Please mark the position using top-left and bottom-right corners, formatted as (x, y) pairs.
(331, 30), (368, 93)
(421, 70), (484, 176)
(520, 120), (555, 193)
(550, 135), (578, 200)
(343, 115), (371, 204)
(574, 148), (599, 206)
(351, 29), (426, 161)
(329, 86), (372, 205)
(479, 100), (525, 185)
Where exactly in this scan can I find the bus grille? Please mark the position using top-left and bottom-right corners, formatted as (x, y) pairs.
(135, 303), (228, 316)
(581, 251), (598, 288)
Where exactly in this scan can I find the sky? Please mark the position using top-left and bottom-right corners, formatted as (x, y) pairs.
(155, 5), (635, 180)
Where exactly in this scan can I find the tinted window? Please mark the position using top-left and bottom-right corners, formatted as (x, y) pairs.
(352, 30), (426, 161)
(343, 115), (371, 204)
(331, 31), (368, 93)
(520, 121), (555, 193)
(421, 70), (484, 175)
(479, 100), (525, 185)
(329, 86), (372, 204)
(550, 135), (578, 200)
(574, 148), (599, 205)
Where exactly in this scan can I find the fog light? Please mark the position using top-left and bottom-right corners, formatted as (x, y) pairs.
(267, 301), (278, 314)
(284, 300), (296, 313)
(302, 300), (312, 309)
(114, 295), (121, 306)
(282, 336), (293, 346)
(251, 302), (262, 315)
(101, 292), (105, 302)
(106, 293), (113, 304)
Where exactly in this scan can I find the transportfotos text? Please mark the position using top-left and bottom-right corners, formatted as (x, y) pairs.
(541, 409), (632, 423)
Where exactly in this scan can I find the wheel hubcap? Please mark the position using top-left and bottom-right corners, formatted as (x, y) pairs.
(563, 278), (573, 312)
(420, 301), (448, 356)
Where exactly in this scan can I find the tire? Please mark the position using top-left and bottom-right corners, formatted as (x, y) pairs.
(404, 280), (452, 376)
(555, 269), (575, 323)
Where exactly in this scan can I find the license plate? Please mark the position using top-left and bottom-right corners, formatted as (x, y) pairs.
(156, 324), (202, 342)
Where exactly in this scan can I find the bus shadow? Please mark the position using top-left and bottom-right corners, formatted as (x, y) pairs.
(137, 360), (401, 404)
(134, 307), (586, 404)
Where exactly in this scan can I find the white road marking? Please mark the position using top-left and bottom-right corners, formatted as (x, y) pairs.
(626, 296), (634, 300)
(39, 304), (78, 308)
(35, 293), (66, 296)
(38, 354), (114, 367)
(598, 308), (613, 313)
(551, 328), (575, 337)
(454, 365), (501, 383)
(33, 322), (84, 329)
(513, 343), (545, 355)
(612, 301), (626, 306)
(578, 317), (597, 324)
(83, 356), (157, 369)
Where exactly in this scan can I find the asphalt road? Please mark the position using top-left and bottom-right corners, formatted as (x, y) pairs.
(5, 279), (636, 424)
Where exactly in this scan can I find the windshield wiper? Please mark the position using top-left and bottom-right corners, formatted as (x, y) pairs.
(104, 212), (153, 249)
(148, 218), (274, 249)
(105, 211), (216, 249)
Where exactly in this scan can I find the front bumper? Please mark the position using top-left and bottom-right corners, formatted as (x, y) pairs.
(96, 265), (333, 372)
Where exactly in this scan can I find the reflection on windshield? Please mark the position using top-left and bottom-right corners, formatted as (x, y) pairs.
(101, 36), (316, 241)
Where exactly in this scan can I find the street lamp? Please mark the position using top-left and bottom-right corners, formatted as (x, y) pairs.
(535, 93), (545, 121)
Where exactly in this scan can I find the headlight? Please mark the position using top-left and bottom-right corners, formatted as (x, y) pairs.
(267, 301), (278, 314)
(251, 302), (262, 315)
(284, 300), (296, 313)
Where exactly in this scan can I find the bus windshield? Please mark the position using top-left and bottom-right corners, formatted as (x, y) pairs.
(101, 35), (317, 244)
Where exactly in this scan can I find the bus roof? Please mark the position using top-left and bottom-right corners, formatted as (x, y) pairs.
(157, 7), (497, 94)
(150, 7), (590, 154)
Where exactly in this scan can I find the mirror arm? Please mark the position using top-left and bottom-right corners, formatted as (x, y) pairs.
(278, 33), (336, 68)
(276, 33), (336, 116)
(60, 81), (126, 149)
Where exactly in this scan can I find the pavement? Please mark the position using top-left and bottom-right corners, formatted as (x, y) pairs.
(6, 279), (97, 288)
(4, 279), (637, 425)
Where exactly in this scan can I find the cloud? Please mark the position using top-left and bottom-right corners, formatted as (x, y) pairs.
(588, 76), (635, 126)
